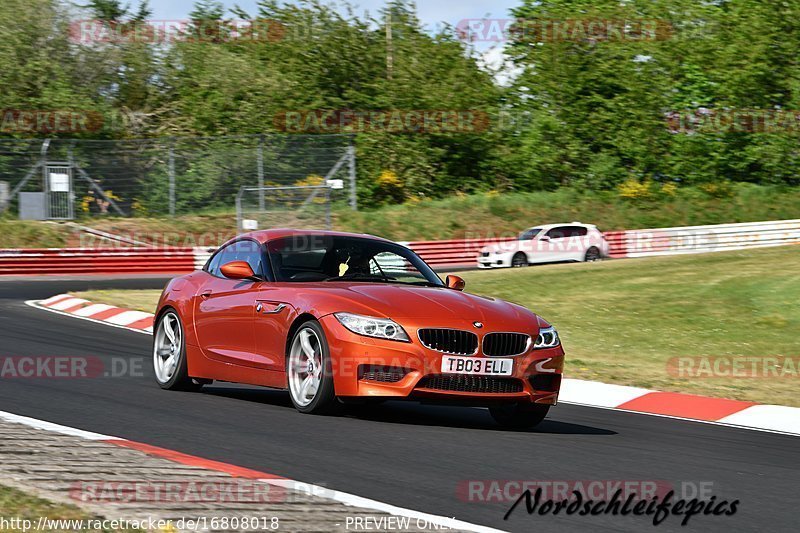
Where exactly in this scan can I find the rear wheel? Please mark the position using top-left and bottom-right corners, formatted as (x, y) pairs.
(584, 247), (601, 262)
(287, 321), (338, 414)
(489, 403), (550, 430)
(511, 252), (528, 268)
(153, 310), (203, 391)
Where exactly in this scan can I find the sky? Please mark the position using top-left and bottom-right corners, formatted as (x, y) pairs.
(146, 0), (519, 31)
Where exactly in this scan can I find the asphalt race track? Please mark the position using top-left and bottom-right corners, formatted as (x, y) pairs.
(0, 277), (796, 532)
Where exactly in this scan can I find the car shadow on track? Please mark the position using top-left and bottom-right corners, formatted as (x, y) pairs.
(202, 386), (616, 435)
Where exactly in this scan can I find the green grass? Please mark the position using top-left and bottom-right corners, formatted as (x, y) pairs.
(3, 184), (800, 247)
(0, 484), (140, 532)
(0, 219), (67, 248)
(73, 245), (800, 406)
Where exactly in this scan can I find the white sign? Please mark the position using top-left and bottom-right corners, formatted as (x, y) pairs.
(242, 219), (259, 230)
(49, 173), (70, 192)
(326, 179), (345, 190)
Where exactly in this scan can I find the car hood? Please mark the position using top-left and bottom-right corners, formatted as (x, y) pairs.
(298, 283), (539, 329)
(480, 241), (521, 254)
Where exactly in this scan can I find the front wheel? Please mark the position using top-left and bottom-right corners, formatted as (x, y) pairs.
(153, 310), (203, 391)
(287, 321), (338, 414)
(489, 403), (550, 430)
(511, 252), (528, 268)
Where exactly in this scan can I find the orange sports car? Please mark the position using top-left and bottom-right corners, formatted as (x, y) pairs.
(153, 230), (564, 428)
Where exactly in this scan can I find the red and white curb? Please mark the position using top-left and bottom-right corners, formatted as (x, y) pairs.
(31, 293), (155, 334)
(0, 410), (504, 533)
(559, 379), (800, 436)
(29, 294), (800, 437)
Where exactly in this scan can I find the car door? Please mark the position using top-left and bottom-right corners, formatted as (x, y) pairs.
(537, 226), (574, 263)
(194, 239), (265, 367)
(564, 225), (589, 260)
(251, 237), (327, 373)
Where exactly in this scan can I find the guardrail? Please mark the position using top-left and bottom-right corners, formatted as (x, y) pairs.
(0, 248), (199, 276)
(1, 219), (798, 275)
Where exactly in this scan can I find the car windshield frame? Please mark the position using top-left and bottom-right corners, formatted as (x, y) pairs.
(265, 235), (445, 287)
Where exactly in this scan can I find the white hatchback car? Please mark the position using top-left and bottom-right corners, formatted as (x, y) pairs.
(477, 223), (610, 268)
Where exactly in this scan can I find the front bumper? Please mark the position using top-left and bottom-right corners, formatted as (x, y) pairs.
(477, 253), (512, 269)
(320, 315), (564, 406)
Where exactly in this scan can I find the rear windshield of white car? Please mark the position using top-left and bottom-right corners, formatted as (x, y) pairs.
(519, 228), (542, 240)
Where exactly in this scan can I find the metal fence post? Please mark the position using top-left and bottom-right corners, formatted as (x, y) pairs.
(168, 140), (176, 217)
(347, 144), (357, 211)
(257, 135), (265, 212)
(326, 186), (332, 229)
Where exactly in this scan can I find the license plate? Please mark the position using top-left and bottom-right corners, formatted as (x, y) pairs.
(441, 355), (513, 376)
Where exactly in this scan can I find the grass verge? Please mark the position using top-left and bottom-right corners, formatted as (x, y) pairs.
(0, 484), (140, 532)
(69, 289), (162, 314)
(72, 245), (800, 406)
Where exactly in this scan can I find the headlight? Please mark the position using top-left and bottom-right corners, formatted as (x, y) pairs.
(334, 312), (410, 342)
(534, 326), (559, 349)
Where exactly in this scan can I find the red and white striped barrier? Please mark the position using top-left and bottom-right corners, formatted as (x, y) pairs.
(31, 293), (800, 436)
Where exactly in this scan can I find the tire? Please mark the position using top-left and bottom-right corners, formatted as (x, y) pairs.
(287, 320), (338, 414)
(584, 247), (601, 262)
(153, 310), (203, 391)
(489, 403), (550, 430)
(511, 252), (528, 268)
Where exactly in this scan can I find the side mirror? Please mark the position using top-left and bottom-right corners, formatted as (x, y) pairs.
(539, 236), (551, 242)
(446, 275), (466, 291)
(220, 261), (257, 280)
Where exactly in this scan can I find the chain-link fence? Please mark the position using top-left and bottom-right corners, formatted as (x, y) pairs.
(0, 135), (356, 220)
(237, 185), (335, 232)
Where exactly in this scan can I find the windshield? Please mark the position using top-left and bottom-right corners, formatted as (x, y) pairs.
(266, 235), (445, 286)
(519, 228), (542, 240)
